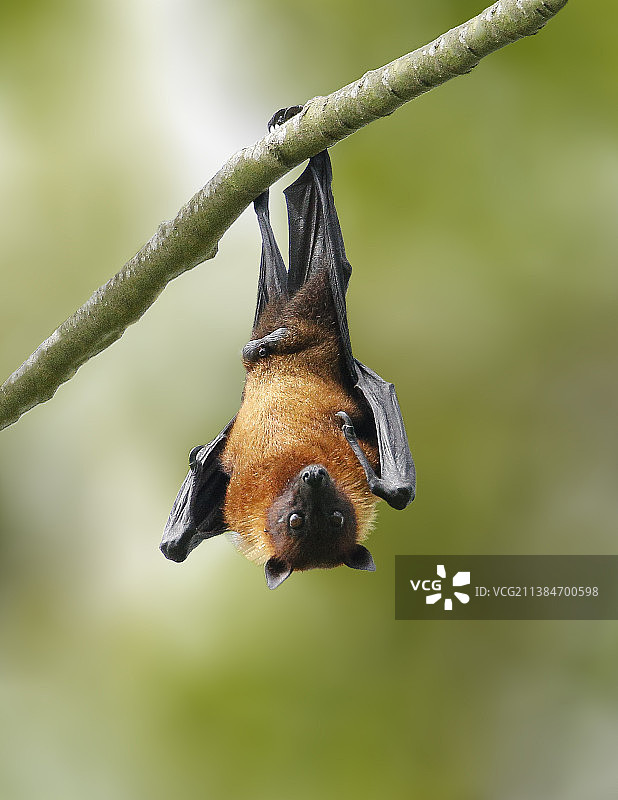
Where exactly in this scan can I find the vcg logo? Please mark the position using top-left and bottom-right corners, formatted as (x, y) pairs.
(410, 564), (471, 611)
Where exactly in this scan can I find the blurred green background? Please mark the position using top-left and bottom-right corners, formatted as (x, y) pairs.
(1, 1), (616, 798)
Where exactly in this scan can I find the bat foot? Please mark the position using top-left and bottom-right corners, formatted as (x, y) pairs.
(268, 106), (303, 132)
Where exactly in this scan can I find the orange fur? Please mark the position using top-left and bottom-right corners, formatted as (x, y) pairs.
(221, 293), (379, 565)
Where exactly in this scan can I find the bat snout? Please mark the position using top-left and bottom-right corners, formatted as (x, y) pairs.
(301, 464), (329, 488)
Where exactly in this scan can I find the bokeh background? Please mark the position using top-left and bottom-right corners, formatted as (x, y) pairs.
(1, 1), (616, 798)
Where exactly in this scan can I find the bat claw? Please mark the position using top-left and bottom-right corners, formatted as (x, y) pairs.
(242, 327), (289, 363)
(336, 411), (357, 439)
(268, 105), (303, 132)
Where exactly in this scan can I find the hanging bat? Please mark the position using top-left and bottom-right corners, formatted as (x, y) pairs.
(160, 108), (415, 589)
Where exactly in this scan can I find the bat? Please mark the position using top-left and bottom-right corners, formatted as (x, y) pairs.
(160, 107), (415, 589)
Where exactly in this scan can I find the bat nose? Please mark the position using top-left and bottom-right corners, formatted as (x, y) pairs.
(302, 465), (328, 487)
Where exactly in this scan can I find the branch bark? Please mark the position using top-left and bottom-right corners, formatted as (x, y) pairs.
(0, 0), (568, 432)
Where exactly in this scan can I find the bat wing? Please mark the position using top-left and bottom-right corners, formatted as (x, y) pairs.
(160, 419), (234, 562)
(252, 190), (288, 328)
(352, 360), (416, 508)
(285, 149), (415, 508)
(285, 150), (355, 378)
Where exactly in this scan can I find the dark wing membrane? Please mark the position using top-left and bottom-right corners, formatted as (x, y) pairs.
(253, 191), (288, 329)
(285, 149), (415, 507)
(354, 360), (416, 509)
(284, 151), (355, 378)
(160, 419), (234, 562)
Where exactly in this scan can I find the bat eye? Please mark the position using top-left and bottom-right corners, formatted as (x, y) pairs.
(258, 345), (269, 358)
(288, 512), (304, 530)
(331, 511), (344, 528)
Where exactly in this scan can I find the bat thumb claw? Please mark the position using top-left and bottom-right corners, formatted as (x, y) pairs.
(336, 411), (356, 440)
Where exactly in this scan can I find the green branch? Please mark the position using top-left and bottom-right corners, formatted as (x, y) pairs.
(0, 0), (568, 432)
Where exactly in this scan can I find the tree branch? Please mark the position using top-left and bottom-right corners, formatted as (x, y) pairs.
(0, 0), (568, 432)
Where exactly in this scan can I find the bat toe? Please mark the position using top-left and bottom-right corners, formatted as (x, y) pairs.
(267, 106), (303, 131)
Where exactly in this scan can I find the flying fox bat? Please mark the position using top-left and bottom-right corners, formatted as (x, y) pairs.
(161, 107), (415, 589)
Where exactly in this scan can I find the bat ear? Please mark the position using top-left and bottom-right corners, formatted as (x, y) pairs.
(265, 557), (293, 590)
(343, 545), (376, 572)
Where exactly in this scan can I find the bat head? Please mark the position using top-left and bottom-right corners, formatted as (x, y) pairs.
(264, 463), (376, 589)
